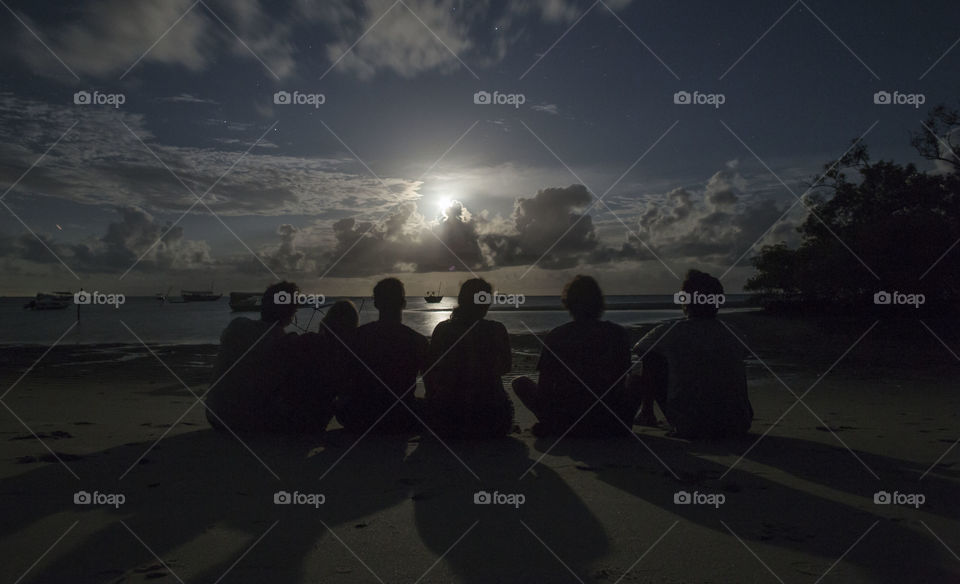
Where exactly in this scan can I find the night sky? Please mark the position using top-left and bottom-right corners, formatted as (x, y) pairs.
(1, 0), (958, 296)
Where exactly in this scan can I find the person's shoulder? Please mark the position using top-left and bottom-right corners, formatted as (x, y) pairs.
(545, 320), (578, 341)
(398, 322), (428, 343)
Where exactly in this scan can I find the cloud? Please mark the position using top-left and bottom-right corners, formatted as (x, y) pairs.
(0, 95), (421, 218)
(634, 166), (800, 265)
(531, 103), (560, 115)
(163, 93), (219, 104)
(1, 207), (212, 274)
(12, 0), (294, 79)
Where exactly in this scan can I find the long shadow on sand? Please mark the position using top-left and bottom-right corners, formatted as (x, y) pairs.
(534, 431), (959, 584)
(0, 428), (612, 583)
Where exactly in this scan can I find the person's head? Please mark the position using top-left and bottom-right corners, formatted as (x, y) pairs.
(322, 300), (359, 337)
(373, 278), (406, 315)
(562, 275), (605, 321)
(681, 269), (724, 319)
(261, 281), (299, 326)
(452, 278), (493, 322)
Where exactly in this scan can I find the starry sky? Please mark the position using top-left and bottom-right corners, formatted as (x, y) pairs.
(1, 0), (958, 297)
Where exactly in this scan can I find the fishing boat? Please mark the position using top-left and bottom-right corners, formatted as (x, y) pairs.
(23, 291), (72, 310)
(229, 291), (262, 312)
(423, 282), (443, 303)
(181, 289), (222, 302)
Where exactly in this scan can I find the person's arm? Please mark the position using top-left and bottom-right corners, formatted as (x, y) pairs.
(492, 322), (512, 375)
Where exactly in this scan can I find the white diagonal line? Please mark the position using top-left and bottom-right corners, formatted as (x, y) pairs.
(520, 0), (600, 80)
(721, 320), (878, 479)
(719, 0), (800, 80)
(719, 320), (880, 480)
(418, 120), (479, 180)
(119, 0), (201, 80)
(799, 1), (879, 80)
(0, 400), (80, 479)
(413, 520), (479, 584)
(920, 237), (960, 281)
(316, 319), (482, 482)
(11, 520), (78, 584)
(720, 520), (786, 584)
(1, 120), (78, 201)
(319, 0), (402, 81)
(318, 519), (386, 584)
(599, 1), (679, 79)
(812, 520), (879, 584)
(211, 520), (279, 584)
(519, 320), (681, 480)
(920, 437), (958, 481)
(920, 520), (960, 562)
(612, 519), (679, 584)
(1, 320), (77, 401)
(719, 121), (878, 280)
(118, 119), (280, 279)
(0, 199), (80, 280)
(919, 35), (960, 80)
(118, 320), (279, 480)
(721, 119), (881, 280)
(399, 0), (479, 79)
(920, 320), (960, 362)
(199, 0), (280, 80)
(0, 0), (79, 79)
(119, 120), (278, 280)
(518, 119), (680, 280)
(520, 520), (587, 584)
(317, 120), (483, 281)
(120, 521), (186, 584)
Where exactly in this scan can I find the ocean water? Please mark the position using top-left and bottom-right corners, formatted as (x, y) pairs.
(0, 295), (751, 346)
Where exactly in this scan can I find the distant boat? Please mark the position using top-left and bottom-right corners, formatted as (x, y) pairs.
(181, 290), (222, 302)
(229, 291), (262, 312)
(24, 291), (72, 310)
(424, 282), (443, 303)
(156, 286), (172, 303)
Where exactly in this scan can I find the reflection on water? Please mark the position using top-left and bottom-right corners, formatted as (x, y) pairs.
(1, 296), (751, 345)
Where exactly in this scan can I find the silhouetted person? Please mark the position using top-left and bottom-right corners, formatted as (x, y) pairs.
(206, 281), (335, 434)
(513, 275), (638, 437)
(424, 279), (514, 439)
(335, 278), (427, 435)
(629, 269), (753, 438)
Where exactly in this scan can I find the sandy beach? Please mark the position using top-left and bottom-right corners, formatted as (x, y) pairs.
(0, 312), (958, 583)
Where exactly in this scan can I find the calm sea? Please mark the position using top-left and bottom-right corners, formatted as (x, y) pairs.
(0, 295), (751, 346)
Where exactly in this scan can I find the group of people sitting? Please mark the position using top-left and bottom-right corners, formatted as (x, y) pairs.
(205, 270), (753, 440)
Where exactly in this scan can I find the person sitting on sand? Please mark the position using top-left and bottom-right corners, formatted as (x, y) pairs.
(335, 278), (428, 434)
(206, 281), (335, 434)
(424, 278), (514, 439)
(513, 275), (639, 437)
(628, 269), (753, 438)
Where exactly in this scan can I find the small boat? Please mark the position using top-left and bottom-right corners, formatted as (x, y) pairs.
(229, 291), (262, 312)
(24, 291), (72, 310)
(181, 289), (223, 302)
(424, 283), (443, 303)
(156, 286), (172, 303)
